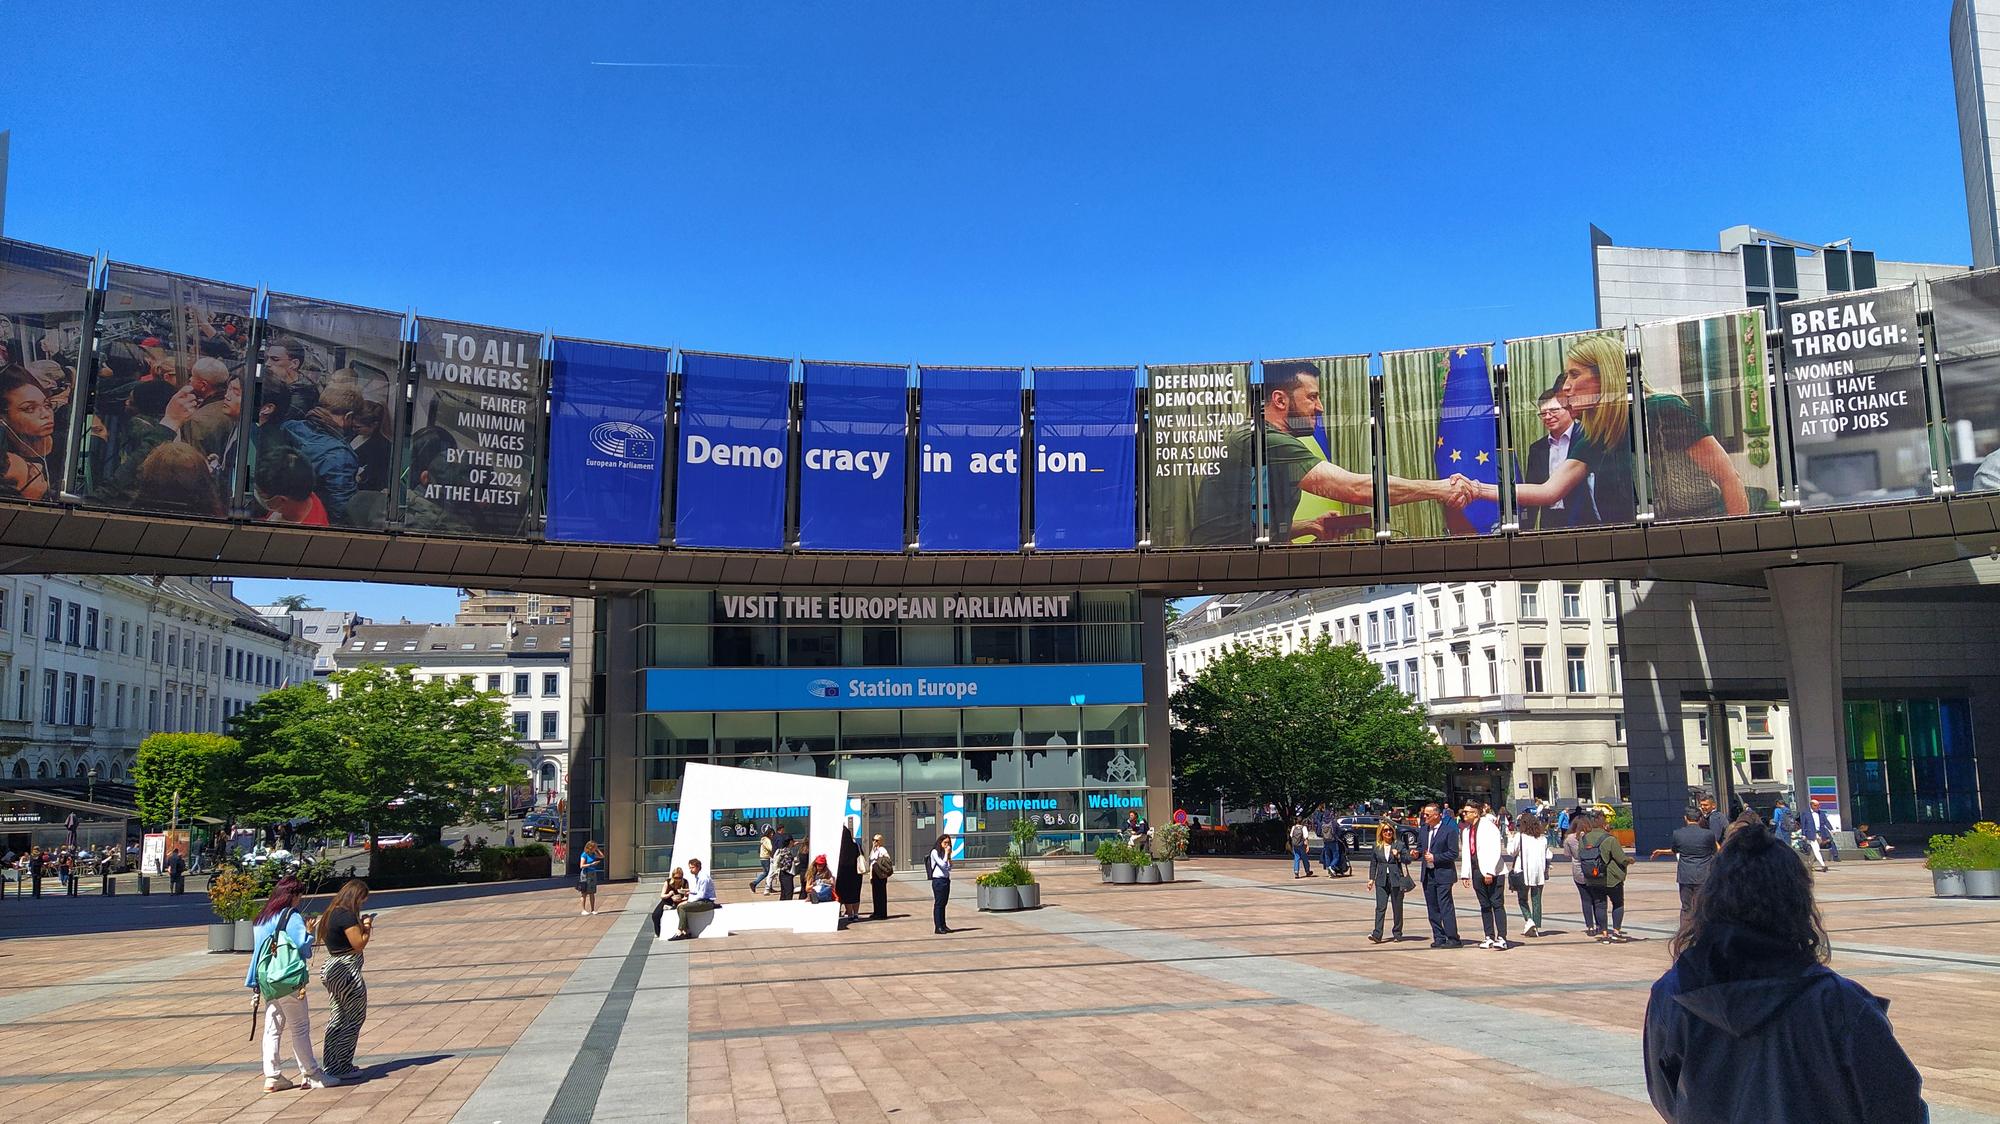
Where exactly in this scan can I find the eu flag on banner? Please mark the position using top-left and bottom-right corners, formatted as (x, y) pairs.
(1434, 346), (1500, 535)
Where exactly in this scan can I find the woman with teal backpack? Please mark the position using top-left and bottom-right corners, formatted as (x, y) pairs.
(244, 876), (339, 1093)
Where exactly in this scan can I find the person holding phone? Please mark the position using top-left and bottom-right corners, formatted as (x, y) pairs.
(317, 879), (374, 1078)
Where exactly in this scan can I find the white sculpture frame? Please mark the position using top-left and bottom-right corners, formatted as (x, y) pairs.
(665, 762), (846, 937)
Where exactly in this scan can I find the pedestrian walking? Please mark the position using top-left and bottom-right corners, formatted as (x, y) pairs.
(1417, 803), (1463, 948)
(927, 835), (954, 934)
(1461, 801), (1510, 950)
(1643, 823), (1926, 1122)
(768, 827), (792, 895)
(1506, 811), (1551, 937)
(1365, 821), (1413, 943)
(835, 826), (863, 925)
(165, 848), (186, 895)
(1665, 807), (1719, 928)
(749, 828), (775, 895)
(1577, 813), (1633, 942)
(867, 834), (893, 921)
(1288, 819), (1313, 879)
(316, 878), (374, 1079)
(28, 849), (43, 897)
(667, 857), (719, 940)
(246, 876), (338, 1092)
(1804, 801), (1836, 873)
(578, 841), (603, 915)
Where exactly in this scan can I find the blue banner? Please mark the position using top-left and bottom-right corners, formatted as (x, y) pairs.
(675, 352), (791, 550)
(799, 362), (906, 551)
(1032, 367), (1137, 550)
(917, 367), (1022, 551)
(643, 663), (1144, 713)
(1434, 346), (1501, 535)
(546, 339), (668, 545)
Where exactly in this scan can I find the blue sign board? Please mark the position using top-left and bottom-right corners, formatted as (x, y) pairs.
(1032, 367), (1137, 550)
(917, 367), (1022, 551)
(643, 663), (1144, 713)
(799, 362), (907, 551)
(545, 339), (669, 545)
(675, 352), (791, 549)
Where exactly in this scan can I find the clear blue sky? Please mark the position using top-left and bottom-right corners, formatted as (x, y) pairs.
(2, 2), (1977, 622)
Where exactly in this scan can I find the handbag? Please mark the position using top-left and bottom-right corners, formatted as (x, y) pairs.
(1389, 864), (1415, 893)
(1507, 871), (1526, 893)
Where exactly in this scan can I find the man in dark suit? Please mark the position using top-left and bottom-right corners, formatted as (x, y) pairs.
(1417, 803), (1463, 948)
(1524, 389), (1597, 529)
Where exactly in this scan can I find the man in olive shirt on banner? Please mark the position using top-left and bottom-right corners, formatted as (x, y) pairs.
(1190, 363), (1473, 545)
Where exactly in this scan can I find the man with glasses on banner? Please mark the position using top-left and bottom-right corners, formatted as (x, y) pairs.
(1190, 362), (1473, 546)
(1524, 388), (1597, 530)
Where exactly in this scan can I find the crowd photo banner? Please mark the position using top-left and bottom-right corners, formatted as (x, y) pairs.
(799, 362), (907, 552)
(1379, 344), (1500, 538)
(1780, 287), (1927, 507)
(1635, 309), (1774, 520)
(1257, 355), (1373, 545)
(1031, 367), (1136, 550)
(252, 294), (403, 530)
(1149, 361), (1252, 547)
(0, 241), (91, 507)
(546, 338), (669, 545)
(1929, 268), (2000, 494)
(676, 351), (791, 550)
(83, 263), (254, 520)
(1502, 330), (1632, 531)
(408, 317), (545, 538)
(916, 366), (1022, 551)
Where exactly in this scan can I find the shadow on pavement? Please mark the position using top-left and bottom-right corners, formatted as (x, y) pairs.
(0, 877), (580, 940)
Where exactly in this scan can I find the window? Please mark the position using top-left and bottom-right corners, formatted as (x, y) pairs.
(1522, 645), (1545, 694)
(1747, 705), (1772, 737)
(1573, 770), (1596, 802)
(1617, 769), (1632, 802)
(42, 670), (57, 724)
(1482, 648), (1497, 694)
(487, 674), (502, 693)
(513, 673), (530, 697)
(1565, 645), (1588, 693)
(16, 669), (28, 721)
(1749, 749), (1775, 782)
(1455, 647), (1471, 696)
(115, 684), (126, 728)
(65, 602), (80, 646)
(541, 711), (559, 740)
(1381, 611), (1396, 646)
(47, 597), (61, 642)
(166, 631), (178, 666)
(1608, 646), (1621, 689)
(1451, 589), (1466, 628)
(1613, 717), (1624, 743)
(1518, 584), (1539, 619)
(197, 640), (208, 673)
(120, 620), (129, 654)
(84, 608), (98, 649)
(1603, 581), (1618, 620)
(180, 692), (191, 731)
(183, 638), (193, 667)
(512, 711), (530, 738)
(542, 672), (559, 697)
(1561, 582), (1583, 620)
(148, 689), (159, 730)
(1400, 604), (1415, 639)
(61, 673), (77, 725)
(0, 589), (8, 630)
(152, 628), (162, 663)
(1530, 770), (1554, 802)
(1366, 613), (1380, 648)
(1480, 585), (1495, 624)
(1426, 595), (1441, 633)
(1404, 659), (1420, 701)
(81, 677), (94, 726)
(1431, 654), (1445, 696)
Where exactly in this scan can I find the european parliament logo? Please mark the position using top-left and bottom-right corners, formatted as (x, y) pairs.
(588, 420), (657, 463)
(806, 679), (841, 699)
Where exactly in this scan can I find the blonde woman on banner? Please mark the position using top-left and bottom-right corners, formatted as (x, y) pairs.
(1483, 335), (1747, 522)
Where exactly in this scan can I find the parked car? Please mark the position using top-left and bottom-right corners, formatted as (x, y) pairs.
(522, 814), (561, 842)
(366, 834), (416, 850)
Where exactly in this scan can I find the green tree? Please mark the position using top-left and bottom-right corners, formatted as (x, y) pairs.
(1170, 640), (1448, 816)
(233, 666), (527, 848)
(271, 594), (320, 611)
(132, 733), (247, 827)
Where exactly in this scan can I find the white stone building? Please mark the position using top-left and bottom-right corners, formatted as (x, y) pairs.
(0, 575), (316, 783)
(253, 607), (365, 679)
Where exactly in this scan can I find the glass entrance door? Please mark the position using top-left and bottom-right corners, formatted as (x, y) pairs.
(864, 798), (899, 869)
(903, 796), (939, 867)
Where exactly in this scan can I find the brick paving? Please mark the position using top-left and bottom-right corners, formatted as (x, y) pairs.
(0, 857), (1996, 1122)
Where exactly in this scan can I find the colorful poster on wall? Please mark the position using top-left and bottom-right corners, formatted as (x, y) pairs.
(1257, 355), (1374, 544)
(545, 338), (668, 545)
(80, 263), (254, 519)
(1031, 366), (1136, 551)
(0, 239), (92, 505)
(676, 351), (790, 550)
(254, 294), (403, 529)
(1921, 269), (2000, 494)
(799, 362), (906, 552)
(1148, 361), (1251, 547)
(1502, 330), (1632, 531)
(1779, 287), (1927, 507)
(408, 317), (544, 538)
(1379, 344), (1499, 538)
(916, 366), (1021, 551)
(1634, 309), (1776, 520)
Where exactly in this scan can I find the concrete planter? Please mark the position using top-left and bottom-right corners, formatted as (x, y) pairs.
(1964, 869), (2000, 899)
(1109, 863), (1138, 884)
(1015, 884), (1041, 910)
(1933, 869), (1968, 898)
(1136, 863), (1162, 884)
(1100, 863), (1112, 883)
(975, 883), (990, 911)
(983, 885), (1022, 912)
(234, 920), (254, 952)
(207, 923), (236, 954)
(1154, 860), (1176, 883)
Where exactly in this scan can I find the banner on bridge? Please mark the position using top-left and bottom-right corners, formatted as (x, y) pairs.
(546, 338), (669, 545)
(0, 241), (92, 506)
(1637, 308), (1778, 519)
(799, 362), (907, 552)
(1257, 355), (1372, 545)
(409, 317), (545, 538)
(1929, 269), (2000, 496)
(675, 351), (791, 550)
(256, 294), (404, 529)
(1031, 367), (1136, 551)
(916, 366), (1022, 552)
(1148, 361), (1251, 548)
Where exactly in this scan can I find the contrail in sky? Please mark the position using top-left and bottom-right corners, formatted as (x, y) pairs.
(589, 60), (742, 68)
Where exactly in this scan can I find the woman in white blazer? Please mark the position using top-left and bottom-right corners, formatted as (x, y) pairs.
(1506, 812), (1553, 937)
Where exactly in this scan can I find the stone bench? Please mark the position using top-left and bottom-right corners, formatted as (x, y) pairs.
(656, 899), (841, 940)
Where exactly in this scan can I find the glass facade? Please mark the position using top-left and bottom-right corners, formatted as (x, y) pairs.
(629, 588), (1152, 874)
(1844, 697), (1981, 825)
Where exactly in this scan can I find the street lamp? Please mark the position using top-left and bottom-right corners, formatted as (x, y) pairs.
(87, 764), (97, 804)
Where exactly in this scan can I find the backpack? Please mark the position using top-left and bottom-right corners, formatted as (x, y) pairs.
(1575, 833), (1608, 887)
(255, 910), (310, 1001)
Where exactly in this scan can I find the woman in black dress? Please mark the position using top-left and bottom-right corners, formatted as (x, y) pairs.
(834, 826), (863, 924)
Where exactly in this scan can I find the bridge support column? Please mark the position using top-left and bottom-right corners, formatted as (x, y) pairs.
(1766, 565), (1850, 829)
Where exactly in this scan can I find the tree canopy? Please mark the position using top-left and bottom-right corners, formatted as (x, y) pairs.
(270, 594), (320, 611)
(132, 733), (249, 827)
(231, 665), (528, 845)
(1170, 639), (1449, 815)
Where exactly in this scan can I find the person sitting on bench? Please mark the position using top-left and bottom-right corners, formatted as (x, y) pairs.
(667, 858), (719, 941)
(1854, 824), (1894, 857)
(650, 868), (690, 937)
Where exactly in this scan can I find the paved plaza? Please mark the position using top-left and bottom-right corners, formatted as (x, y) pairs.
(1, 857), (1998, 1123)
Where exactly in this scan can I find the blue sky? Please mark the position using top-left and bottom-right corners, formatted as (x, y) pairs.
(1, 2), (1978, 622)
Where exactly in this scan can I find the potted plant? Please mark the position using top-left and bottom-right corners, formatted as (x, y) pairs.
(1608, 808), (1637, 850)
(1154, 822), (1189, 883)
(1135, 853), (1162, 884)
(207, 866), (261, 953)
(1926, 833), (1968, 898)
(1097, 839), (1138, 884)
(1011, 817), (1039, 861)
(976, 857), (1033, 911)
(1961, 823), (2000, 899)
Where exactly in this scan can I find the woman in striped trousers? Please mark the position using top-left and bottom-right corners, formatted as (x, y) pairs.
(316, 879), (374, 1076)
